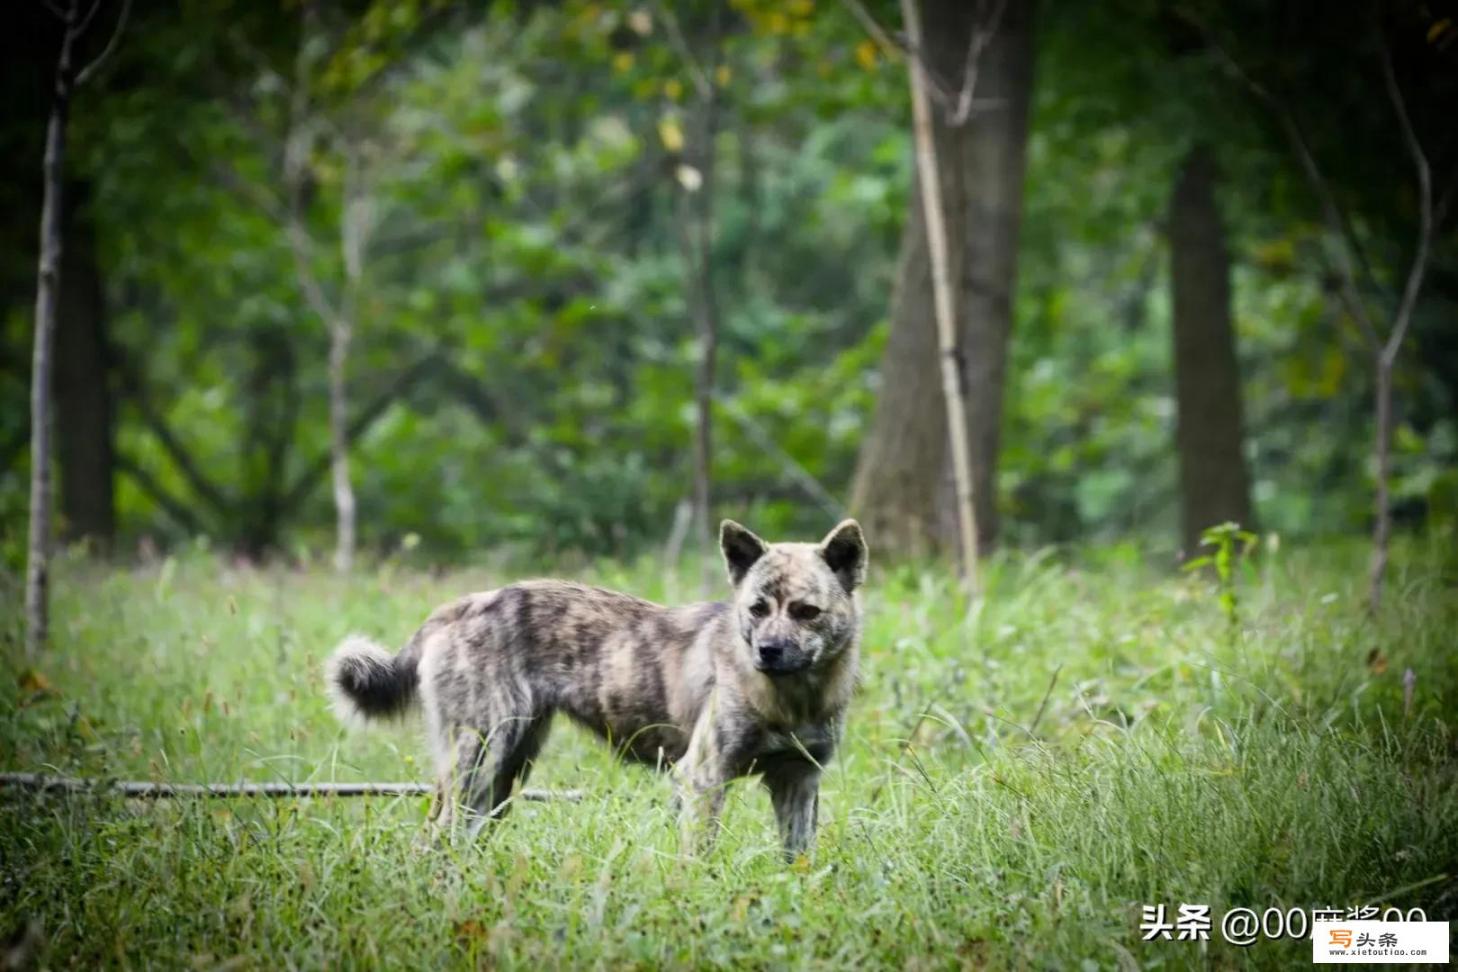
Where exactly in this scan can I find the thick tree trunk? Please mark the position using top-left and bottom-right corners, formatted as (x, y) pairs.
(55, 183), (115, 550)
(901, 0), (980, 581)
(950, 0), (1035, 552)
(27, 14), (77, 658)
(849, 189), (948, 558)
(1169, 147), (1254, 555)
(851, 0), (1035, 560)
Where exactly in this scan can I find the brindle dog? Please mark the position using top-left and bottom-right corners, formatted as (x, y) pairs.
(326, 519), (866, 859)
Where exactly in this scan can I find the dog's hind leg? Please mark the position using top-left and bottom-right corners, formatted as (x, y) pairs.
(459, 713), (552, 840)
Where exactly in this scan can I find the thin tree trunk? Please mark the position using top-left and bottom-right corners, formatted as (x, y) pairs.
(1365, 49), (1433, 614)
(688, 213), (720, 594)
(27, 7), (79, 658)
(331, 154), (368, 574)
(1367, 359), (1393, 609)
(1211, 35), (1437, 612)
(679, 52), (721, 594)
(901, 0), (979, 584)
(1169, 146), (1254, 555)
(328, 321), (354, 572)
(55, 182), (116, 550)
(283, 1), (360, 572)
(691, 283), (717, 588)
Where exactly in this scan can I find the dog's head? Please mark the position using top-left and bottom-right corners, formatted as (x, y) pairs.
(719, 519), (867, 676)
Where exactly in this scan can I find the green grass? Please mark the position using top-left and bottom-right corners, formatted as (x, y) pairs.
(2, 537), (1456, 969)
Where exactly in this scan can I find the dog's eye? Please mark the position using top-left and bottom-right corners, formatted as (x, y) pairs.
(789, 602), (821, 622)
(749, 600), (770, 618)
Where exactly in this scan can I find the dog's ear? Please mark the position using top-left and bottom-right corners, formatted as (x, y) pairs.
(720, 520), (768, 586)
(819, 519), (867, 593)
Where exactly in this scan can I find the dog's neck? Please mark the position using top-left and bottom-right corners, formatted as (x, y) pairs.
(727, 632), (859, 729)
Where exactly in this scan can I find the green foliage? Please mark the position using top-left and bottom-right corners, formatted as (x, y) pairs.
(1183, 521), (1259, 644)
(1, 541), (1455, 967)
(0, 0), (1453, 561)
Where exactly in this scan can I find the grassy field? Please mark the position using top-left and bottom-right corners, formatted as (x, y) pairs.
(2, 537), (1456, 969)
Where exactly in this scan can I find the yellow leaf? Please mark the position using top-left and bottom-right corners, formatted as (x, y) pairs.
(612, 51), (634, 73)
(658, 116), (685, 153)
(18, 668), (52, 694)
(715, 64), (732, 87)
(1427, 18), (1451, 43)
(855, 39), (878, 71)
(663, 78), (683, 101)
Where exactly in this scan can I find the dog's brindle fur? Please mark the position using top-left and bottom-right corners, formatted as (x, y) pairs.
(327, 519), (867, 859)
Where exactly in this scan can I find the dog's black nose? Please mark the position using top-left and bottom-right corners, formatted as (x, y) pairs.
(756, 640), (793, 670)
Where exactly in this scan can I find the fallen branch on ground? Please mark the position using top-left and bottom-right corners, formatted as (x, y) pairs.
(0, 772), (581, 802)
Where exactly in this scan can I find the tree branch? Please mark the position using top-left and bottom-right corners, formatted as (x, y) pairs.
(113, 357), (232, 515)
(716, 394), (846, 519)
(1378, 39), (1433, 368)
(0, 772), (580, 802)
(1200, 28), (1384, 351)
(280, 354), (438, 512)
(74, 0), (131, 87)
(207, 159), (288, 226)
(651, 1), (712, 99)
(114, 453), (205, 536)
(948, 0), (1006, 126)
(73, 0), (104, 37)
(836, 0), (960, 111)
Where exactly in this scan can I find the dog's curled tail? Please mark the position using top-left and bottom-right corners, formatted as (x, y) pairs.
(326, 634), (422, 724)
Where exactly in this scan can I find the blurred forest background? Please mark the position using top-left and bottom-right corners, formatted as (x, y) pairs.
(3, 0), (1455, 574)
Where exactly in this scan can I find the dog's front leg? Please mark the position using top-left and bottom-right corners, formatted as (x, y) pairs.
(764, 764), (820, 862)
(676, 710), (730, 855)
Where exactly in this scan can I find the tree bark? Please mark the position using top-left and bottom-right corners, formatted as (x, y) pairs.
(850, 189), (948, 558)
(851, 0), (1035, 561)
(331, 154), (369, 574)
(950, 0), (1034, 552)
(26, 6), (78, 658)
(55, 182), (116, 550)
(1169, 146), (1254, 555)
(901, 0), (980, 582)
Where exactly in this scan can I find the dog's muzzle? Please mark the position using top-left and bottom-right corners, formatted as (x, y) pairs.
(755, 639), (810, 675)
